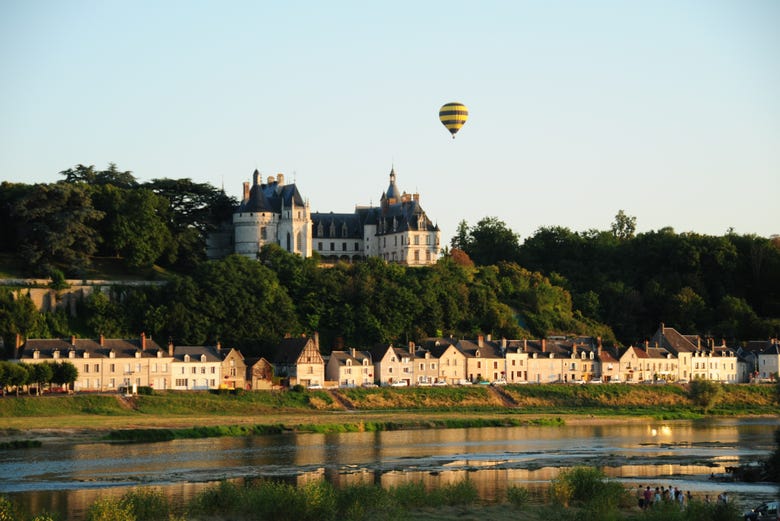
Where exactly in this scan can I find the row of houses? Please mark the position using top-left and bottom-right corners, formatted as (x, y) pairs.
(10, 324), (780, 392)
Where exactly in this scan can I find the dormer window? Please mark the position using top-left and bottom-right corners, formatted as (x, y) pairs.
(33, 350), (40, 359)
(346, 359), (352, 366)
(135, 351), (141, 359)
(83, 352), (89, 359)
(580, 351), (586, 359)
(157, 351), (162, 358)
(53, 350), (60, 360)
(69, 350), (75, 359)
(342, 223), (348, 236)
(475, 350), (481, 357)
(184, 354), (191, 362)
(109, 351), (116, 359)
(200, 355), (206, 362)
(589, 352), (594, 360)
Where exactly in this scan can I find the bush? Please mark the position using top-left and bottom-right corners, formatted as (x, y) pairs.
(0, 495), (20, 521)
(688, 379), (723, 412)
(120, 488), (171, 520)
(86, 497), (134, 521)
(506, 485), (531, 507)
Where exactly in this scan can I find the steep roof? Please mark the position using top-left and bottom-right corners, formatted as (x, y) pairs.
(273, 337), (314, 365)
(238, 173), (306, 213)
(19, 336), (165, 359)
(311, 212), (364, 239)
(651, 324), (698, 354)
(172, 345), (221, 362)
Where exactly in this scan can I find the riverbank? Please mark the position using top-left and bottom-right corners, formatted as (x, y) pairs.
(0, 383), (775, 445)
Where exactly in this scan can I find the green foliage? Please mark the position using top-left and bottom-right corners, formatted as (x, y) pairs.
(0, 495), (20, 521)
(119, 488), (171, 521)
(549, 466), (628, 520)
(688, 379), (723, 412)
(85, 497), (134, 521)
(506, 485), (531, 507)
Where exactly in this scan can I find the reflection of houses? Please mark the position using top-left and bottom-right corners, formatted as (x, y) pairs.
(171, 345), (222, 390)
(273, 334), (325, 387)
(326, 348), (373, 387)
(246, 357), (275, 390)
(371, 343), (413, 386)
(17, 333), (172, 391)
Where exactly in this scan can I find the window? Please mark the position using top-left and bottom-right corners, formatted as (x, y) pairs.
(330, 242), (335, 251)
(94, 364), (100, 372)
(318, 242), (323, 250)
(191, 367), (197, 374)
(260, 227), (267, 240)
(414, 235), (419, 245)
(355, 242), (359, 250)
(211, 367), (216, 374)
(110, 364), (115, 372)
(84, 364), (89, 373)
(342, 242), (347, 251)
(201, 367), (206, 374)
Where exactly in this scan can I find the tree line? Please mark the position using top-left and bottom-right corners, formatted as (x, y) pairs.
(0, 163), (235, 276)
(0, 360), (77, 396)
(0, 165), (778, 354)
(452, 214), (780, 345)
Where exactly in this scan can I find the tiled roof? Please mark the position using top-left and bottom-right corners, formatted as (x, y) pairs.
(19, 337), (166, 359)
(172, 345), (221, 362)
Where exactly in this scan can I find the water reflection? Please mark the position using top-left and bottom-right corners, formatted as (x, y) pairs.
(1, 418), (777, 520)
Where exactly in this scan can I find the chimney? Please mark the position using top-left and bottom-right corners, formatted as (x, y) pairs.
(243, 182), (250, 200)
(277, 173), (284, 185)
(314, 332), (320, 351)
(70, 335), (76, 346)
(141, 332), (146, 351)
(477, 335), (484, 348)
(99, 334), (104, 347)
(267, 175), (275, 184)
(351, 347), (357, 358)
(541, 339), (547, 353)
(168, 339), (174, 357)
(501, 338), (507, 349)
(572, 343), (577, 356)
(523, 338), (527, 351)
(486, 333), (492, 342)
(644, 339), (649, 349)
(14, 333), (22, 359)
(216, 341), (222, 353)
(597, 337), (602, 356)
(252, 169), (259, 186)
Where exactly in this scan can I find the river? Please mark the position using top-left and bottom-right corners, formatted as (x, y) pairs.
(1, 417), (778, 519)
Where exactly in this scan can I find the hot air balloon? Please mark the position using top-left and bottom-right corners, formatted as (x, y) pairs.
(439, 102), (468, 138)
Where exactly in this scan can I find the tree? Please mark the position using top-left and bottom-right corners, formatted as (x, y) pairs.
(459, 217), (522, 266)
(688, 379), (723, 412)
(6, 363), (29, 396)
(30, 362), (53, 395)
(52, 362), (78, 392)
(60, 163), (137, 188)
(611, 210), (636, 240)
(11, 183), (104, 275)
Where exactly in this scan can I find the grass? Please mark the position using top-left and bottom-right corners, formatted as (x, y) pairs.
(0, 472), (748, 521)
(0, 384), (773, 440)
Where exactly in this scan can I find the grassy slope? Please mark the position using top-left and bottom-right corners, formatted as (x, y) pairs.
(0, 384), (775, 435)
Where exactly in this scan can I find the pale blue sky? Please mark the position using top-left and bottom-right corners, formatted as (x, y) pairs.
(1, 1), (778, 242)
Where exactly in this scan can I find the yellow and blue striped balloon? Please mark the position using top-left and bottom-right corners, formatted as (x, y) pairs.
(439, 102), (468, 138)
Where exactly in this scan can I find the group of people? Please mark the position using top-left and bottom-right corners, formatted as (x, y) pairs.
(636, 484), (723, 509)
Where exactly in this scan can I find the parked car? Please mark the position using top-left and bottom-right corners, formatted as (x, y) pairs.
(307, 384), (323, 389)
(490, 378), (507, 386)
(744, 500), (779, 520)
(432, 380), (447, 386)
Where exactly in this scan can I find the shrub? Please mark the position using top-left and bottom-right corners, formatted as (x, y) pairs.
(337, 483), (398, 521)
(86, 497), (134, 521)
(0, 495), (19, 521)
(506, 485), (531, 507)
(688, 379), (723, 412)
(120, 488), (171, 520)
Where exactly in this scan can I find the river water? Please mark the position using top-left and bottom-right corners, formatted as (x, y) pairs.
(1, 417), (778, 519)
